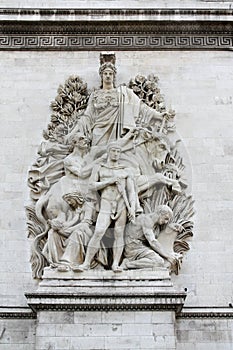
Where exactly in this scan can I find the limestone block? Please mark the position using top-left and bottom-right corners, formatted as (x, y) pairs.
(176, 318), (233, 350)
(121, 323), (153, 336)
(74, 311), (103, 324)
(55, 323), (84, 337)
(151, 311), (175, 324)
(101, 311), (135, 324)
(194, 344), (233, 350)
(0, 346), (35, 350)
(104, 336), (146, 349)
(36, 336), (70, 350)
(152, 324), (175, 336)
(83, 323), (122, 337)
(0, 319), (35, 350)
(38, 311), (74, 324)
(69, 336), (105, 350)
(36, 324), (56, 337)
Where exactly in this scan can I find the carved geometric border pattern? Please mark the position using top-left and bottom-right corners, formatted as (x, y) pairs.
(28, 303), (180, 312)
(177, 312), (233, 319)
(0, 311), (37, 319)
(1, 310), (233, 319)
(0, 35), (232, 50)
(1, 8), (233, 16)
(25, 293), (186, 314)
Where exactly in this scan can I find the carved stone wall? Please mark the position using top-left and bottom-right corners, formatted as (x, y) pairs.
(0, 8), (233, 51)
(0, 2), (233, 349)
(1, 50), (233, 303)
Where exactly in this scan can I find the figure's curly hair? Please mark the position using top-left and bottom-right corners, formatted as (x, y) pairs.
(156, 205), (173, 219)
(69, 133), (91, 151)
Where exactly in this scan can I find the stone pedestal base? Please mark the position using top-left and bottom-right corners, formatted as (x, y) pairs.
(25, 269), (186, 350)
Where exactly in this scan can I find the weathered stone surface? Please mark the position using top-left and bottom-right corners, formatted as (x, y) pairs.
(0, 50), (233, 306)
(25, 53), (193, 284)
(35, 309), (177, 350)
(0, 2), (233, 349)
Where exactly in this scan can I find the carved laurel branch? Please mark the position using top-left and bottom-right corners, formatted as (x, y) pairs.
(43, 75), (90, 142)
(27, 76), (91, 279)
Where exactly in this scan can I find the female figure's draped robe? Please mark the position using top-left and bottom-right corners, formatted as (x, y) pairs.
(78, 85), (158, 147)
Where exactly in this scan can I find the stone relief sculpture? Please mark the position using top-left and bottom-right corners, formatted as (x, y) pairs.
(26, 53), (194, 279)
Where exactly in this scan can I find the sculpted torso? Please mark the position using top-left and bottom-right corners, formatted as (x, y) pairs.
(97, 165), (131, 200)
(27, 53), (194, 278)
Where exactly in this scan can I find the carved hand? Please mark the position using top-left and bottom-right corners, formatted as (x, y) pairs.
(167, 223), (183, 232)
(127, 208), (136, 223)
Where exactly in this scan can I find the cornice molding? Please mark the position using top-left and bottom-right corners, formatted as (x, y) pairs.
(0, 8), (233, 18)
(0, 7), (232, 50)
(1, 21), (233, 34)
(177, 311), (233, 319)
(0, 307), (36, 319)
(25, 291), (186, 314)
(1, 305), (232, 320)
(177, 307), (233, 319)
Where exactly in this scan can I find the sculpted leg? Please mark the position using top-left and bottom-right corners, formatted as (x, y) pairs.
(122, 257), (164, 269)
(112, 209), (127, 272)
(59, 231), (85, 266)
(122, 253), (164, 270)
(76, 212), (111, 271)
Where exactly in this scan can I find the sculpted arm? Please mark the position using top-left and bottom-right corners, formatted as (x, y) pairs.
(38, 141), (69, 156)
(64, 158), (82, 177)
(126, 175), (136, 209)
(65, 157), (103, 179)
(142, 221), (174, 262)
(88, 165), (115, 191)
(80, 155), (109, 179)
(126, 175), (136, 222)
(139, 101), (164, 122)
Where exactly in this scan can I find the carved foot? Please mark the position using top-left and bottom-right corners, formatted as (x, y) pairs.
(72, 263), (90, 272)
(112, 265), (123, 273)
(120, 258), (129, 270)
(57, 264), (70, 272)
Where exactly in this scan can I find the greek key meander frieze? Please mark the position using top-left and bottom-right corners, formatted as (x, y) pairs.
(0, 34), (232, 50)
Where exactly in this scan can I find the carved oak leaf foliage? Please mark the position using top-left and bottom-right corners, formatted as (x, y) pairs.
(128, 73), (165, 113)
(128, 73), (176, 134)
(43, 76), (90, 141)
